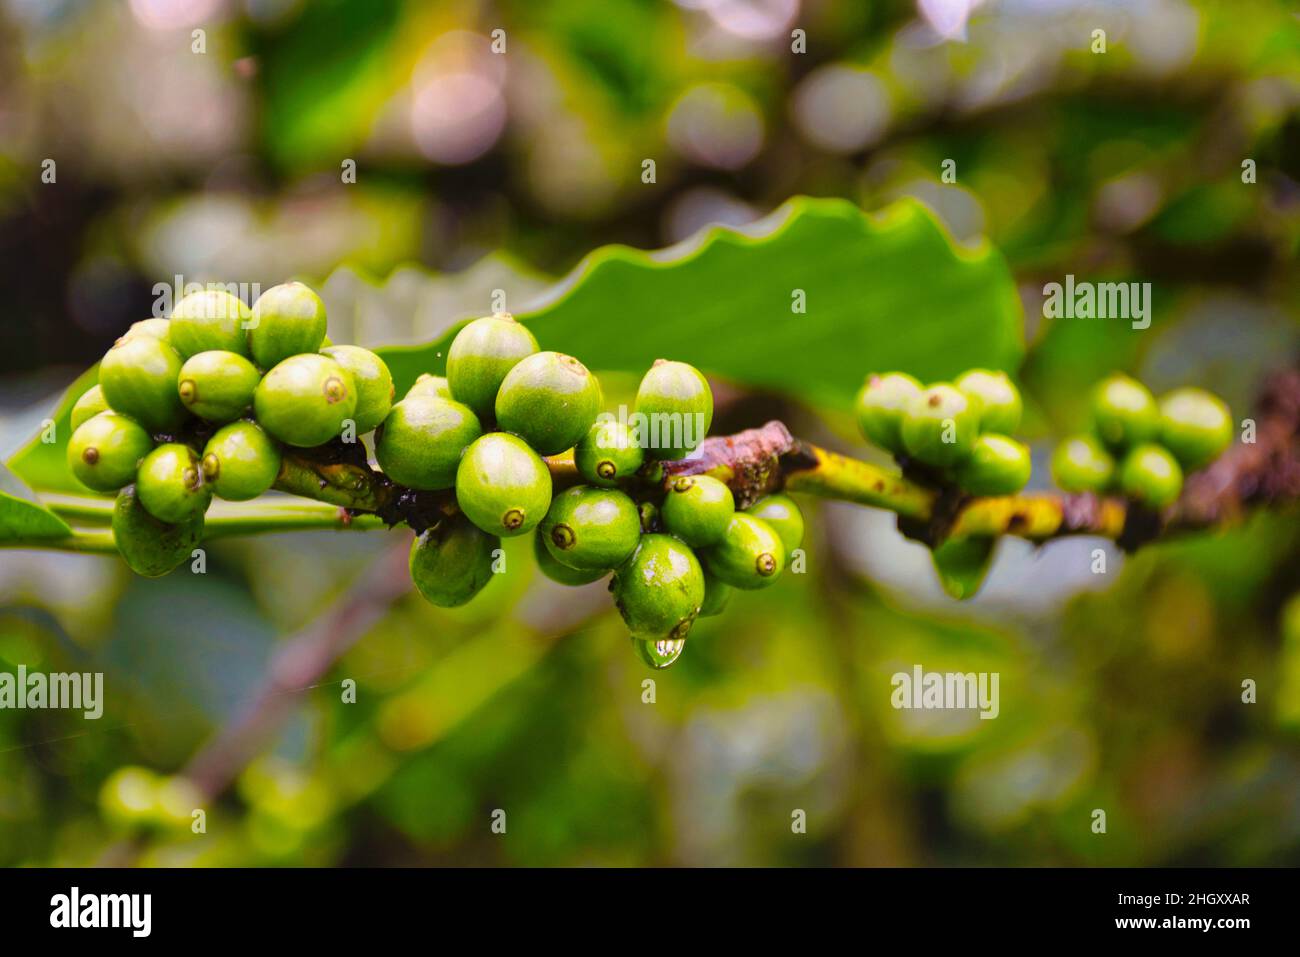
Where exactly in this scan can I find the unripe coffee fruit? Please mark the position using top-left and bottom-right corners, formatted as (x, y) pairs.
(746, 493), (805, 556)
(98, 334), (187, 433)
(168, 289), (252, 358)
(405, 374), (451, 401)
(375, 396), (482, 491)
(248, 282), (328, 369)
(661, 474), (734, 547)
(446, 313), (539, 419)
(1119, 443), (1183, 508)
(698, 570), (732, 618)
(702, 514), (785, 590)
(202, 421), (281, 501)
(495, 351), (602, 455)
(67, 412), (153, 491)
(409, 513), (500, 607)
(71, 385), (110, 430)
(900, 383), (980, 468)
(136, 443), (212, 523)
(321, 345), (393, 434)
(855, 372), (923, 454)
(954, 433), (1032, 496)
(1051, 435), (1114, 493)
(111, 485), (205, 578)
(1158, 387), (1232, 470)
(575, 418), (644, 487)
(533, 530), (606, 586)
(539, 485), (641, 571)
(612, 534), (705, 640)
(634, 360), (713, 460)
(455, 433), (552, 537)
(253, 354), (357, 447)
(1090, 374), (1158, 451)
(955, 368), (1023, 434)
(177, 350), (260, 423)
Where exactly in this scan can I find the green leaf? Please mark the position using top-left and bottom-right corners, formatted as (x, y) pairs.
(930, 536), (997, 601)
(6, 364), (99, 494)
(0, 463), (74, 542)
(375, 197), (1024, 408)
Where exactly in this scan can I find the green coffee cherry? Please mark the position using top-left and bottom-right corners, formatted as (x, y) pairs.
(661, 474), (735, 547)
(409, 513), (500, 607)
(455, 432), (552, 537)
(955, 369), (1023, 434)
(374, 396), (482, 491)
(202, 421), (281, 501)
(168, 289), (251, 358)
(638, 501), (661, 534)
(98, 333), (187, 433)
(746, 493), (804, 556)
(1119, 443), (1183, 508)
(248, 282), (328, 369)
(136, 443), (212, 523)
(953, 433), (1032, 496)
(177, 350), (260, 423)
(612, 534), (705, 640)
(446, 313), (539, 419)
(1090, 373), (1158, 451)
(495, 351), (603, 455)
(70, 385), (109, 430)
(698, 570), (732, 618)
(533, 530), (606, 586)
(405, 373), (452, 401)
(539, 485), (641, 571)
(1050, 435), (1115, 493)
(253, 354), (357, 448)
(575, 418), (644, 487)
(631, 635), (687, 670)
(854, 372), (922, 454)
(702, 513), (785, 590)
(67, 412), (153, 491)
(121, 318), (171, 342)
(1158, 387), (1233, 470)
(634, 359), (713, 460)
(111, 484), (204, 578)
(900, 383), (980, 468)
(321, 344), (393, 434)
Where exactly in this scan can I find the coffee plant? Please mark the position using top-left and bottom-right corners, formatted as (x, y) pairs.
(4, 199), (1298, 673)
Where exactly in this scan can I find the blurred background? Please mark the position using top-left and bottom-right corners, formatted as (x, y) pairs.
(2, 0), (1300, 866)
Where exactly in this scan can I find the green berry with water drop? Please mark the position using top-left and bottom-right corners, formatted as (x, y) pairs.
(612, 533), (705, 641)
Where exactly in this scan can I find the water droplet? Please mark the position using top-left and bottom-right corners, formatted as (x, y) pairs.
(632, 635), (685, 669)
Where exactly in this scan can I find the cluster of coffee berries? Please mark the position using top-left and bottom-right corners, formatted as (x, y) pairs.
(67, 283), (393, 575)
(854, 369), (1030, 495)
(1051, 374), (1232, 507)
(402, 313), (804, 669)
